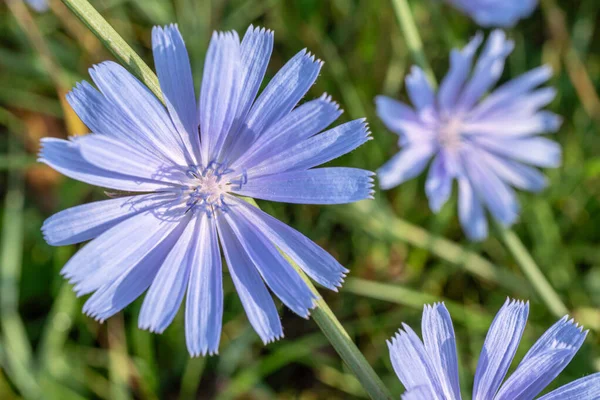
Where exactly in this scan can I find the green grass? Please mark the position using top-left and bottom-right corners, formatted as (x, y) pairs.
(1, 0), (599, 398)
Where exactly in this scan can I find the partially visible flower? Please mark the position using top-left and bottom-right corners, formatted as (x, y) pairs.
(376, 30), (561, 240)
(40, 25), (373, 356)
(445, 0), (537, 27)
(25, 0), (48, 13)
(389, 299), (600, 400)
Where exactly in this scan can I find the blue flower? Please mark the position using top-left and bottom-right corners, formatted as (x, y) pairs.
(389, 299), (600, 400)
(376, 30), (561, 241)
(25, 0), (48, 12)
(445, 0), (537, 27)
(39, 25), (373, 356)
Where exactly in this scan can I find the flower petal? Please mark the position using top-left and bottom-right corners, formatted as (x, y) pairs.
(234, 168), (374, 204)
(458, 30), (514, 112)
(89, 61), (188, 165)
(76, 134), (186, 184)
(479, 150), (548, 192)
(402, 386), (438, 400)
(39, 138), (173, 192)
(81, 220), (186, 322)
(457, 176), (488, 241)
(388, 323), (445, 397)
(377, 144), (435, 190)
(222, 209), (317, 318)
(422, 303), (461, 400)
(138, 216), (198, 334)
(42, 193), (175, 246)
(406, 66), (435, 116)
(425, 151), (456, 213)
(463, 111), (562, 137)
(216, 216), (283, 344)
(226, 196), (348, 290)
(185, 215), (223, 356)
(152, 25), (200, 163)
(248, 119), (370, 176)
(473, 136), (562, 168)
(199, 31), (241, 161)
(228, 49), (323, 159)
(375, 96), (433, 144)
(233, 94), (342, 170)
(472, 299), (529, 400)
(62, 206), (186, 296)
(538, 373), (600, 400)
(438, 33), (483, 113)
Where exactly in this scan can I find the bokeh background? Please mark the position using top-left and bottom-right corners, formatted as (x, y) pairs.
(1, 0), (599, 398)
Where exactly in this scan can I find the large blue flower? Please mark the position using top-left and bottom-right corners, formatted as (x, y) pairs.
(40, 25), (373, 356)
(445, 0), (537, 27)
(376, 30), (561, 240)
(389, 300), (600, 400)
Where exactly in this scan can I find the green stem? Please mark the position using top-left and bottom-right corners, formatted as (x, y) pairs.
(60, 0), (163, 102)
(58, 0), (392, 398)
(494, 223), (568, 317)
(390, 0), (436, 85)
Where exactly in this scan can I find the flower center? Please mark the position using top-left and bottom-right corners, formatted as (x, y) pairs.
(184, 162), (247, 216)
(437, 118), (463, 151)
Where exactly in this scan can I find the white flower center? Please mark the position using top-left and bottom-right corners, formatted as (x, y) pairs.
(184, 162), (246, 215)
(438, 118), (463, 151)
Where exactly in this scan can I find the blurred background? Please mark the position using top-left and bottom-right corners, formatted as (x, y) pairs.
(0, 0), (599, 398)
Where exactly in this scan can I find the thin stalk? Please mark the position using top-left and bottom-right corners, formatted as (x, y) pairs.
(494, 223), (568, 318)
(390, 0), (436, 85)
(57, 0), (392, 398)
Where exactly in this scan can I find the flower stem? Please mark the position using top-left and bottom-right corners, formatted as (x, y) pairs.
(58, 0), (393, 398)
(494, 223), (568, 318)
(390, 0), (436, 85)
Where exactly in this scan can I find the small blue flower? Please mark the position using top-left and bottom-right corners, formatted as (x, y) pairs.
(25, 0), (49, 13)
(389, 299), (600, 400)
(376, 30), (561, 241)
(40, 25), (373, 356)
(445, 0), (538, 27)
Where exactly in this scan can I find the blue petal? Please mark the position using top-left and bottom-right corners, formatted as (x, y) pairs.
(89, 61), (188, 165)
(138, 217), (198, 334)
(42, 193), (175, 246)
(463, 111), (562, 137)
(229, 26), (274, 135)
(66, 82), (178, 163)
(422, 303), (461, 400)
(457, 30), (514, 112)
(538, 373), (600, 400)
(233, 94), (342, 170)
(495, 316), (588, 399)
(405, 66), (435, 116)
(227, 196), (348, 290)
(462, 149), (520, 227)
(473, 136), (562, 168)
(199, 31), (241, 162)
(377, 144), (435, 190)
(438, 33), (483, 113)
(248, 119), (370, 176)
(494, 348), (577, 400)
(25, 0), (48, 12)
(75, 134), (186, 184)
(402, 386), (438, 400)
(222, 209), (316, 318)
(185, 215), (223, 356)
(375, 96), (433, 144)
(63, 208), (186, 296)
(479, 150), (548, 192)
(425, 152), (455, 213)
(82, 221), (186, 322)
(228, 49), (323, 159)
(152, 25), (201, 164)
(234, 168), (374, 204)
(388, 323), (445, 396)
(39, 138), (173, 192)
(216, 216), (283, 344)
(472, 299), (529, 400)
(457, 176), (488, 241)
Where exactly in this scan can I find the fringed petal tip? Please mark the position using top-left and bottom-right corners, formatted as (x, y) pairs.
(262, 332), (285, 345)
(189, 348), (220, 358)
(246, 24), (275, 38)
(318, 92), (342, 114)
